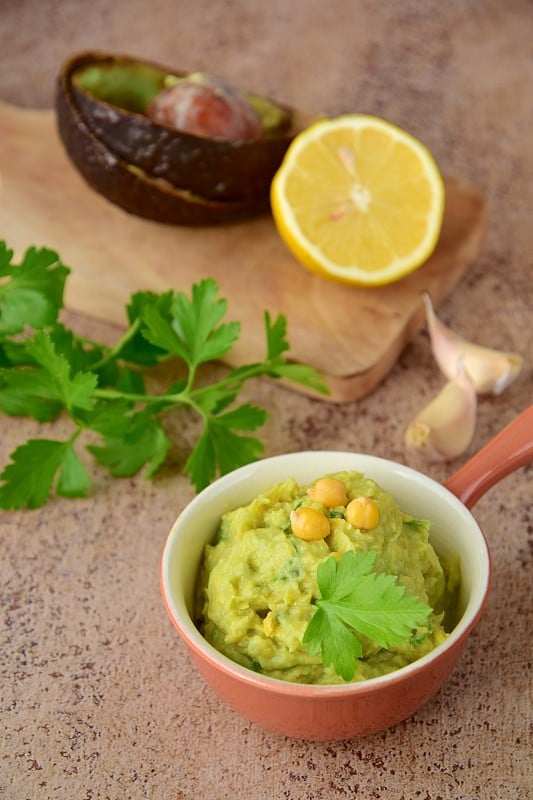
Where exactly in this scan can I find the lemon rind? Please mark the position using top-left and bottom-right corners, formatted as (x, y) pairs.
(271, 114), (445, 287)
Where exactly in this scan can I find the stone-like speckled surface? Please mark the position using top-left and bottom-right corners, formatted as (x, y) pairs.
(0, 2), (531, 798)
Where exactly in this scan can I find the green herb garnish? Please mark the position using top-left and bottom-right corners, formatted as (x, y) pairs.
(303, 551), (432, 681)
(0, 242), (328, 509)
(403, 516), (431, 530)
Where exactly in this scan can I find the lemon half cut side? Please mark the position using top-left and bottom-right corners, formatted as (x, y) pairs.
(270, 114), (445, 287)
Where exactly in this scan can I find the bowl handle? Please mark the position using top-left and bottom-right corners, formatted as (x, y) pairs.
(444, 405), (533, 509)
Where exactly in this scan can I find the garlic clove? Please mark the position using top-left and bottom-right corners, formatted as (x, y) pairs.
(405, 363), (477, 460)
(422, 293), (523, 395)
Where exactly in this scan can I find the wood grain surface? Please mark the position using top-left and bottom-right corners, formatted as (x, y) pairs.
(0, 100), (487, 401)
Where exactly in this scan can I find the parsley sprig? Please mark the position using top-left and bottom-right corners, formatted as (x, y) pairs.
(303, 551), (432, 681)
(0, 242), (328, 509)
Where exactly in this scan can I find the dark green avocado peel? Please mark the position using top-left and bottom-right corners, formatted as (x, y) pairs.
(55, 51), (317, 224)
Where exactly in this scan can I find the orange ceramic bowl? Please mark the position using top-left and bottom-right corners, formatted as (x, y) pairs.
(160, 451), (494, 740)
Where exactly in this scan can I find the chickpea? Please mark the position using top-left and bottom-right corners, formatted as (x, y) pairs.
(290, 507), (331, 541)
(346, 496), (380, 531)
(307, 477), (348, 508)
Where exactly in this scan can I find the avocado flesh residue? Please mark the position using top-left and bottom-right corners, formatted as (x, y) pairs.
(73, 63), (167, 114)
(73, 63), (291, 136)
(246, 93), (291, 137)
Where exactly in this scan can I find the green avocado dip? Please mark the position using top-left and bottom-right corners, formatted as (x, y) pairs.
(195, 471), (460, 685)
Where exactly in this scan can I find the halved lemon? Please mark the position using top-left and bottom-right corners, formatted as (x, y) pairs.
(270, 114), (445, 286)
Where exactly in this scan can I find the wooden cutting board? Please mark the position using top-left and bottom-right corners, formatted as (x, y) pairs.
(0, 100), (487, 402)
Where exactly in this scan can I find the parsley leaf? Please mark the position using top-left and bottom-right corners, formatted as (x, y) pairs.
(222, 311), (329, 394)
(303, 551), (432, 681)
(185, 403), (267, 490)
(141, 278), (240, 370)
(120, 290), (174, 366)
(0, 330), (97, 420)
(0, 243), (69, 336)
(0, 437), (90, 509)
(25, 331), (97, 413)
(87, 410), (170, 478)
(0, 242), (329, 509)
(261, 311), (329, 393)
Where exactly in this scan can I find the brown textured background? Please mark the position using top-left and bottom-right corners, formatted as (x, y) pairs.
(0, 2), (531, 799)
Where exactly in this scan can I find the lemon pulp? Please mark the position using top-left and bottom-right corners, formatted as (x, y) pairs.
(271, 114), (445, 286)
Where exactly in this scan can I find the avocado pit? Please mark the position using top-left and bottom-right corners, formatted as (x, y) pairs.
(145, 73), (263, 141)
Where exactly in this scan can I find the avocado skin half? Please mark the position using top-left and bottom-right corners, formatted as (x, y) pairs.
(56, 68), (271, 226)
(66, 52), (302, 203)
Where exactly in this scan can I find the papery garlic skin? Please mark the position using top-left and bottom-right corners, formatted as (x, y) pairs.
(405, 366), (477, 460)
(423, 293), (523, 395)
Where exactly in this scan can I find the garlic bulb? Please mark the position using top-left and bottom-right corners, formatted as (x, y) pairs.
(423, 293), (522, 395)
(405, 363), (477, 460)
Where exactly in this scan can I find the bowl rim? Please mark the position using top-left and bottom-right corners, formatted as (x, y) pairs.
(160, 451), (492, 696)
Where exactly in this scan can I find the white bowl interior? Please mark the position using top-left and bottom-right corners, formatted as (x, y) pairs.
(161, 452), (490, 679)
